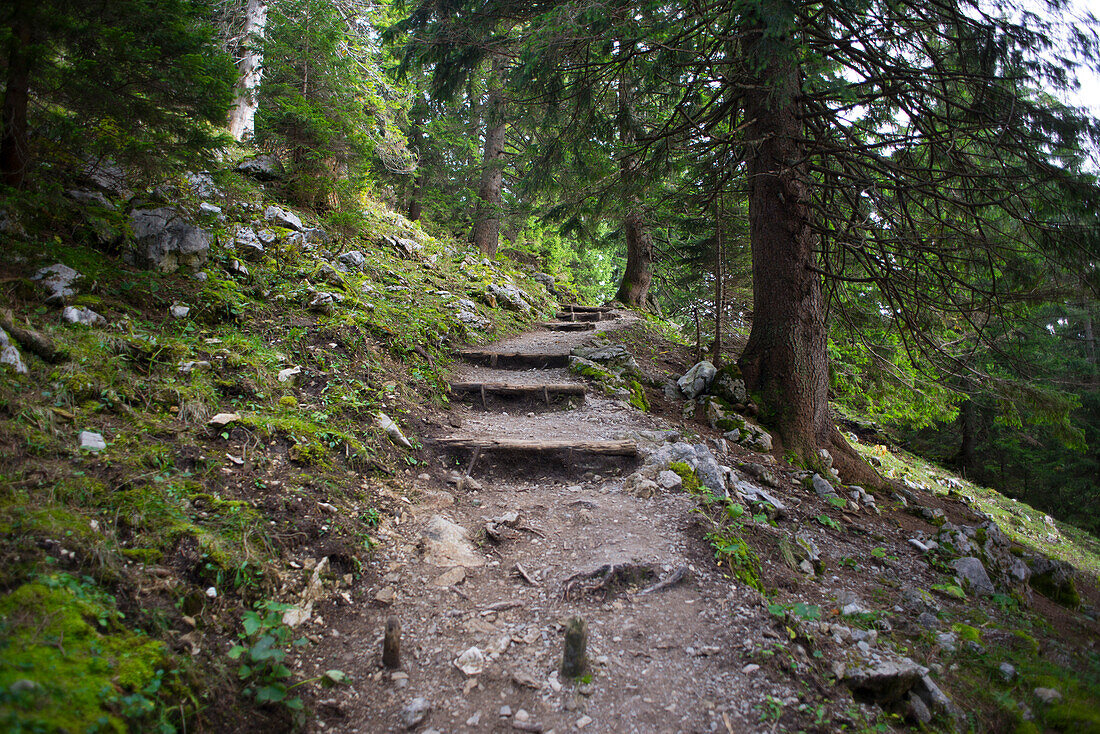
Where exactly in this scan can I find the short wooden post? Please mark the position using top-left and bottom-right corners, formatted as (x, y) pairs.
(382, 616), (401, 669)
(561, 616), (588, 678)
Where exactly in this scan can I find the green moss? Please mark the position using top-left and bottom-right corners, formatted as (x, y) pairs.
(120, 548), (163, 564)
(1044, 699), (1100, 732)
(1012, 630), (1041, 655)
(0, 575), (170, 732)
(669, 462), (700, 494)
(952, 622), (983, 644)
(627, 380), (649, 412)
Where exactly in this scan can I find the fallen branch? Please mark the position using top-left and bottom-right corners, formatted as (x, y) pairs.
(1, 309), (67, 363)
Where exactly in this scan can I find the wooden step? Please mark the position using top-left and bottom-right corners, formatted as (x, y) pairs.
(559, 304), (615, 313)
(434, 438), (638, 456)
(542, 322), (595, 332)
(555, 311), (603, 322)
(457, 350), (570, 369)
(449, 382), (586, 403)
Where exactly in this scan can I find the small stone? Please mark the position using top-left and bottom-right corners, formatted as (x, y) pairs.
(742, 663), (761, 674)
(178, 360), (211, 374)
(500, 705), (512, 717)
(434, 566), (466, 587)
(952, 557), (995, 596)
(514, 709), (530, 722)
(916, 612), (939, 630)
(657, 470), (683, 490)
(208, 413), (241, 427)
(999, 663), (1016, 682)
(466, 713), (481, 726)
(277, 366), (302, 384)
(400, 697), (431, 729)
(1033, 687), (1062, 705)
(79, 431), (106, 452)
(455, 646), (486, 676)
(264, 204), (304, 231)
(374, 586), (396, 605)
(62, 306), (106, 327)
(378, 412), (414, 449)
(0, 328), (27, 374)
(205, 586), (217, 598)
(199, 202), (222, 217)
(169, 304), (190, 319)
(575, 715), (593, 729)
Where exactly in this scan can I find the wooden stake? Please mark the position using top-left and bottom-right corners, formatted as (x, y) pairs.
(382, 616), (401, 669)
(561, 616), (588, 678)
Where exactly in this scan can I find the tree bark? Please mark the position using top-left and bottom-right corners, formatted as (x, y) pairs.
(472, 54), (506, 258)
(954, 396), (978, 476)
(712, 201), (724, 367)
(1, 1), (33, 189)
(735, 16), (879, 487)
(614, 70), (653, 307)
(227, 0), (267, 142)
(407, 114), (425, 222)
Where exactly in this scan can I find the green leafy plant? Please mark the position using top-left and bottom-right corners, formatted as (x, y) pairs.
(815, 514), (843, 531)
(228, 600), (348, 710)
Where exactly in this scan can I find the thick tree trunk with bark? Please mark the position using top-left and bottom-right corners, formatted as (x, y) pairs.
(712, 204), (724, 366)
(736, 20), (880, 487)
(472, 54), (506, 258)
(1, 2), (32, 189)
(227, 0), (267, 142)
(614, 72), (653, 308)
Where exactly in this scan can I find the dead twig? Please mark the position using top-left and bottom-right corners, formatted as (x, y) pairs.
(636, 565), (691, 596)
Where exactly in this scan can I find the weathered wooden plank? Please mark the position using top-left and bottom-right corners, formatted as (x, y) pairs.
(434, 438), (639, 456)
(555, 311), (603, 322)
(457, 350), (570, 368)
(542, 322), (595, 332)
(449, 382), (586, 397)
(558, 304), (615, 313)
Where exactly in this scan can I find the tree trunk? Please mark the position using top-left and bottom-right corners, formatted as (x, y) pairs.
(472, 54), (506, 258)
(407, 115), (425, 221)
(614, 70), (653, 307)
(227, 0), (267, 142)
(954, 396), (978, 476)
(735, 16), (879, 487)
(1, 1), (33, 189)
(712, 202), (724, 367)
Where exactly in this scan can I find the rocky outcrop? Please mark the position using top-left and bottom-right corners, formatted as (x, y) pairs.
(128, 208), (211, 272)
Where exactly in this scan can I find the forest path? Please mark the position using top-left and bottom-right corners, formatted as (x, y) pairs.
(300, 311), (786, 734)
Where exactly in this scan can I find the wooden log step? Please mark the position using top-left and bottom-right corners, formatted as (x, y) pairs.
(434, 438), (638, 456)
(555, 311), (603, 322)
(449, 382), (586, 398)
(559, 304), (615, 313)
(542, 322), (595, 331)
(457, 350), (570, 369)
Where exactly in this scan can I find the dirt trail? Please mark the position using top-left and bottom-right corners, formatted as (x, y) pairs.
(300, 312), (791, 733)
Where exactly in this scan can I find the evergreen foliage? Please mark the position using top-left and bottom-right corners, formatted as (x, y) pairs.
(0, 0), (235, 187)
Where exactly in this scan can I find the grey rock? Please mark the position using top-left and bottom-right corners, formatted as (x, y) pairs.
(532, 272), (557, 294)
(908, 538), (930, 553)
(178, 361), (211, 374)
(811, 474), (839, 500)
(1034, 687), (1062, 705)
(572, 344), (641, 376)
(916, 612), (940, 630)
(914, 673), (957, 717)
(737, 481), (787, 515)
(256, 229), (278, 246)
(486, 282), (531, 312)
(128, 208), (211, 272)
(952, 557), (995, 596)
(378, 412), (413, 449)
(34, 263), (83, 305)
(67, 189), (114, 209)
(0, 328), (27, 373)
(233, 228), (266, 260)
(277, 366), (302, 384)
(908, 692), (932, 724)
(303, 226), (329, 244)
(935, 632), (958, 653)
(62, 306), (106, 327)
(843, 658), (927, 704)
(308, 291), (341, 314)
(657, 470), (683, 491)
(419, 515), (484, 568)
(186, 172), (220, 198)
(1027, 556), (1079, 607)
(710, 370), (747, 404)
(400, 696), (431, 729)
(227, 259), (250, 278)
(338, 250), (367, 270)
(84, 159), (131, 197)
(236, 154), (285, 181)
(79, 431), (106, 452)
(198, 202), (223, 218)
(169, 304), (190, 319)
(999, 663), (1016, 682)
(264, 205), (303, 231)
(662, 380), (681, 401)
(677, 360), (717, 399)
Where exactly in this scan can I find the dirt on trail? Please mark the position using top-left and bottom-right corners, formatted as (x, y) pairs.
(294, 312), (817, 734)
